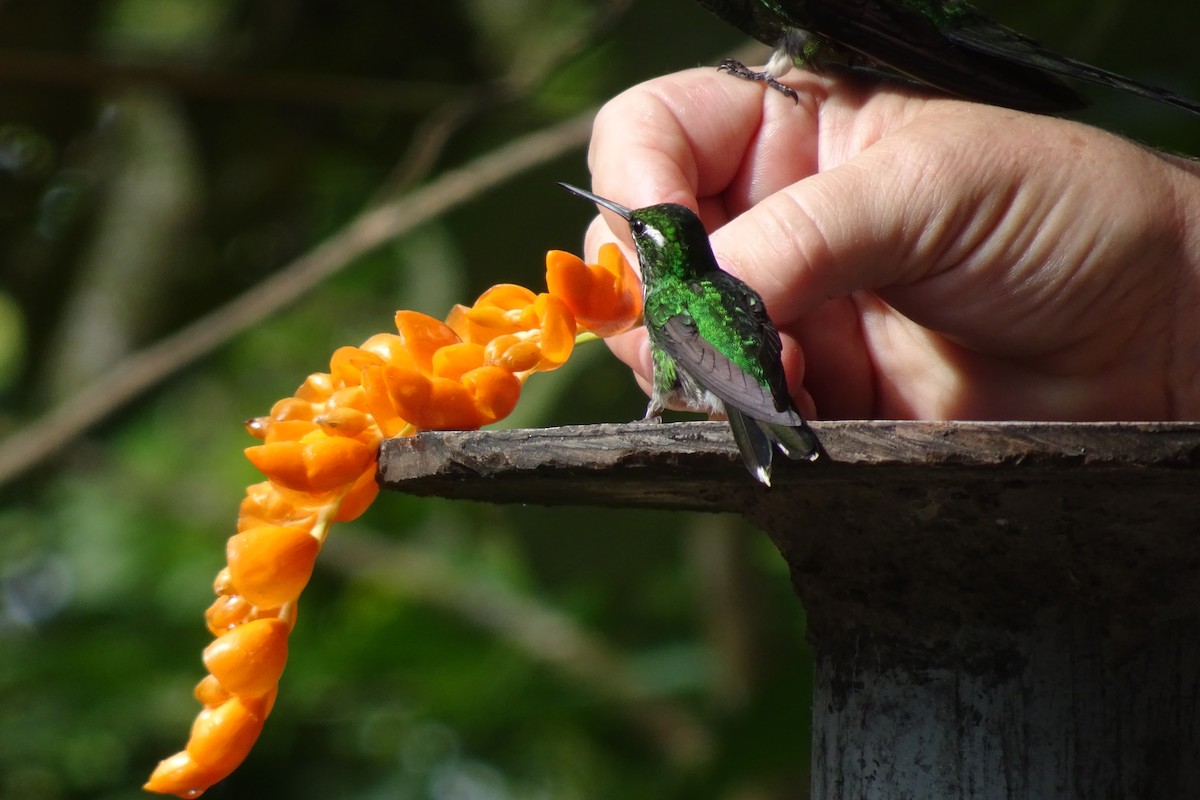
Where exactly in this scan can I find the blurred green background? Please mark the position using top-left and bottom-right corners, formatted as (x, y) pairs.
(0, 1), (1195, 799)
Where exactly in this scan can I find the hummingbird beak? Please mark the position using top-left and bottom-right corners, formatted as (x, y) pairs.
(557, 182), (632, 220)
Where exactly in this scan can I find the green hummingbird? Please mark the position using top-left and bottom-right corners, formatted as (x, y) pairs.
(694, 0), (1200, 114)
(559, 182), (824, 486)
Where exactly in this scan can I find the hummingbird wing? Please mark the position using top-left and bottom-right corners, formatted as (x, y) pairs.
(656, 265), (806, 428)
(802, 0), (1086, 111)
(658, 313), (799, 425)
(940, 18), (1200, 115)
(658, 312), (825, 465)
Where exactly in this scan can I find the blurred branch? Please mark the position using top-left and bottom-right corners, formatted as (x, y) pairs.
(322, 526), (713, 767)
(371, 0), (633, 200)
(0, 108), (595, 487)
(0, 49), (458, 111)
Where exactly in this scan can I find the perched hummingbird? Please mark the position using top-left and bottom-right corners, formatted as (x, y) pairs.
(693, 0), (1200, 115)
(558, 182), (824, 486)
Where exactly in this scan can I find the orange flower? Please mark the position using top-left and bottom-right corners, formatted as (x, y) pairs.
(226, 525), (320, 608)
(144, 750), (224, 798)
(449, 288), (577, 377)
(145, 693), (275, 797)
(186, 693), (272, 781)
(461, 366), (521, 423)
(244, 431), (376, 494)
(293, 371), (334, 403)
(334, 463), (380, 523)
(393, 311), (461, 373)
(205, 594), (253, 636)
(380, 365), (486, 430)
(193, 674), (231, 709)
(202, 618), (290, 698)
(268, 397), (316, 423)
(431, 342), (486, 381)
(237, 482), (317, 532)
(314, 405), (374, 439)
(525, 293), (576, 372)
(448, 284), (539, 344)
(359, 366), (413, 439)
(482, 334), (540, 373)
(545, 243), (642, 337)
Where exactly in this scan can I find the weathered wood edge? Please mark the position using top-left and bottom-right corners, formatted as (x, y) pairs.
(378, 420), (1200, 512)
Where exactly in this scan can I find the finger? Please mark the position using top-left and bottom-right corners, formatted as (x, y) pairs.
(587, 67), (824, 214)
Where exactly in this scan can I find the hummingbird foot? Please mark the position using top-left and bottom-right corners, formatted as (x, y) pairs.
(638, 400), (665, 425)
(717, 58), (799, 103)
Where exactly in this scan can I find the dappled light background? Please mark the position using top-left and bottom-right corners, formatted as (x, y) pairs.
(0, 1), (1196, 798)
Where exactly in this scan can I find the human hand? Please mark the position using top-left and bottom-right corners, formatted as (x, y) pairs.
(582, 67), (1200, 420)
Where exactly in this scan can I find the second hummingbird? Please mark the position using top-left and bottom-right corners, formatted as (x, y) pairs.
(559, 182), (824, 486)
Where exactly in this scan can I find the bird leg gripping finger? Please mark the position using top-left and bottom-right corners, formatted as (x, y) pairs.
(717, 58), (801, 102)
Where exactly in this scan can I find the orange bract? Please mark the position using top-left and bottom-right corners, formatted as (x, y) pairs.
(394, 310), (461, 372)
(334, 464), (380, 523)
(382, 365), (485, 430)
(432, 342), (486, 381)
(462, 366), (522, 424)
(202, 618), (290, 698)
(243, 432), (375, 495)
(529, 293), (577, 371)
(144, 751), (223, 798)
(451, 284), (540, 343)
(226, 525), (320, 608)
(185, 694), (271, 775)
(545, 243), (642, 337)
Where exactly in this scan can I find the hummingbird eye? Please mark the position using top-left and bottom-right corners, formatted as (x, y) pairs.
(630, 219), (647, 236)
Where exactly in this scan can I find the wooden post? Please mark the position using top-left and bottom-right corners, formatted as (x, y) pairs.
(378, 420), (1200, 799)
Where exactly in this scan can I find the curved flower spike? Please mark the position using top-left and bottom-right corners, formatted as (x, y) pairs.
(545, 243), (643, 337)
(149, 244), (647, 797)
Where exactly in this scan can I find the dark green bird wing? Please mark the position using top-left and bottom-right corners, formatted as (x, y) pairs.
(940, 16), (1200, 114)
(803, 0), (1086, 111)
(656, 272), (803, 425)
(659, 314), (804, 426)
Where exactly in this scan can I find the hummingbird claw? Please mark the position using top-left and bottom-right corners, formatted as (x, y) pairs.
(717, 58), (800, 103)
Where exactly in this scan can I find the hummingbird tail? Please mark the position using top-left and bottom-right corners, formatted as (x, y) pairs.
(764, 419), (824, 463)
(726, 409), (826, 486)
(727, 407), (774, 487)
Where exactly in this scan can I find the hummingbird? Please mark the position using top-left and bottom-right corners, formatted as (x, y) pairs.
(558, 182), (824, 486)
(693, 0), (1200, 115)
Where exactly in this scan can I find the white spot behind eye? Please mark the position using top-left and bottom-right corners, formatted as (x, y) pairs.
(642, 225), (666, 248)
